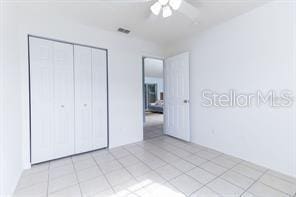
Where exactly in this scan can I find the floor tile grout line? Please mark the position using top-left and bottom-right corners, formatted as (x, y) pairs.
(126, 137), (239, 196)
(120, 140), (200, 196)
(137, 139), (208, 169)
(91, 153), (117, 194)
(240, 169), (269, 197)
(16, 135), (296, 197)
(147, 135), (210, 153)
(256, 172), (295, 196)
(71, 157), (83, 197)
(120, 144), (170, 181)
(142, 136), (289, 195)
(107, 146), (168, 196)
(187, 159), (245, 196)
(46, 162), (50, 197)
(143, 137), (245, 196)
(14, 168), (50, 192)
(46, 160), (85, 195)
(264, 170), (296, 185)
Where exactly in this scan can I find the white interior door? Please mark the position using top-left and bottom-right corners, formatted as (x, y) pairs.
(74, 45), (93, 153)
(91, 48), (108, 149)
(52, 42), (75, 159)
(30, 37), (75, 164)
(164, 52), (190, 141)
(30, 38), (54, 163)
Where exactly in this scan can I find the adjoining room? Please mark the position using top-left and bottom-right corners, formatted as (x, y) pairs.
(143, 57), (164, 140)
(1, 0), (296, 196)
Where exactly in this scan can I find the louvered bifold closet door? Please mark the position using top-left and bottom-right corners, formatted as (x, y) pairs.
(30, 37), (75, 164)
(74, 46), (108, 153)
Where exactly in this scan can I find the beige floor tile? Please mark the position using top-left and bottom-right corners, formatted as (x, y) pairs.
(199, 161), (227, 176)
(171, 159), (195, 172)
(113, 179), (144, 193)
(99, 160), (123, 173)
(144, 159), (167, 170)
(14, 135), (296, 197)
(105, 168), (134, 186)
(241, 192), (257, 197)
(136, 171), (166, 185)
(74, 159), (97, 171)
(49, 164), (75, 180)
(242, 161), (267, 172)
(232, 164), (264, 180)
(76, 166), (103, 183)
(109, 148), (131, 159)
(79, 176), (111, 196)
(184, 155), (207, 166)
(118, 155), (141, 167)
(48, 184), (81, 197)
(72, 153), (92, 163)
(48, 173), (77, 193)
(135, 182), (186, 197)
(266, 170), (296, 185)
(207, 178), (244, 197)
(247, 182), (289, 197)
(195, 150), (219, 160)
(126, 163), (151, 177)
(14, 182), (48, 197)
(154, 164), (182, 181)
(221, 170), (255, 189)
(50, 157), (72, 169)
(169, 174), (203, 196)
(186, 167), (216, 184)
(211, 155), (237, 169)
(16, 171), (48, 190)
(259, 173), (296, 195)
(22, 163), (49, 177)
(190, 186), (219, 197)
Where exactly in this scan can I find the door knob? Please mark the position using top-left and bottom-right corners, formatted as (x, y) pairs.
(84, 104), (87, 107)
(60, 105), (65, 108)
(184, 100), (189, 103)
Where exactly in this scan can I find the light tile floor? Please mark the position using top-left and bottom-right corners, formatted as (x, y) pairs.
(144, 113), (163, 140)
(14, 135), (296, 197)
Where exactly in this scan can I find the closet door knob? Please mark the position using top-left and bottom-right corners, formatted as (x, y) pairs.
(61, 105), (65, 108)
(84, 104), (87, 107)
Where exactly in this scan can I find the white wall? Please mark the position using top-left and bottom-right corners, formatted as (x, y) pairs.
(166, 1), (296, 177)
(0, 2), (4, 194)
(0, 3), (24, 195)
(1, 3), (164, 195)
(18, 15), (164, 165)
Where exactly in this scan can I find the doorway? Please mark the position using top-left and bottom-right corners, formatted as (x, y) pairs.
(143, 57), (164, 140)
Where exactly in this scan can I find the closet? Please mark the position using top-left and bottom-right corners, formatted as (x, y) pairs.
(29, 36), (108, 164)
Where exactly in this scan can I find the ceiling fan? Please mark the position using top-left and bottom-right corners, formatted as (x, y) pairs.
(121, 0), (200, 21)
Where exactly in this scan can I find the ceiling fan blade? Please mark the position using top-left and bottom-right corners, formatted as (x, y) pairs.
(178, 0), (199, 21)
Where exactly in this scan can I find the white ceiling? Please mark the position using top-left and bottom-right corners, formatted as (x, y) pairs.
(144, 58), (163, 78)
(14, 0), (269, 45)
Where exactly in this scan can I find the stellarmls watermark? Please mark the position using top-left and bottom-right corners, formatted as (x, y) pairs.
(201, 89), (294, 108)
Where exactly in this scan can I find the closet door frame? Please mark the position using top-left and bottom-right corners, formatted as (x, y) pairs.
(28, 34), (109, 164)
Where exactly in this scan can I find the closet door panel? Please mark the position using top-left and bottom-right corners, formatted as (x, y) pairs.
(52, 42), (75, 158)
(92, 49), (108, 149)
(30, 38), (54, 163)
(74, 45), (93, 153)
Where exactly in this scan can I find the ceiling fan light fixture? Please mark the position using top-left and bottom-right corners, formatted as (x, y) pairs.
(169, 0), (182, 10)
(150, 2), (162, 15)
(158, 0), (169, 6)
(162, 6), (172, 18)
